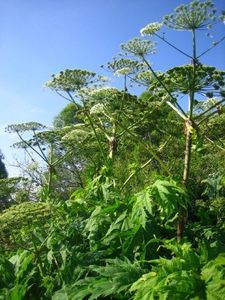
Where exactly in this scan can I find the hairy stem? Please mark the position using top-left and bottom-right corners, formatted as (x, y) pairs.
(177, 29), (197, 242)
(85, 111), (107, 164)
(47, 143), (54, 197)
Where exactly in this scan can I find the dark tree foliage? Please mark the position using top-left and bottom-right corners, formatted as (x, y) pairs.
(0, 150), (8, 211)
(53, 103), (83, 128)
(0, 151), (7, 179)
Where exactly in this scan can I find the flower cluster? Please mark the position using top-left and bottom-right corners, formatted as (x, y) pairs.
(134, 71), (156, 86)
(45, 69), (97, 92)
(163, 0), (217, 30)
(89, 87), (121, 104)
(115, 67), (132, 76)
(140, 22), (162, 36)
(107, 58), (144, 76)
(121, 38), (156, 57)
(90, 103), (105, 115)
(90, 87), (119, 96)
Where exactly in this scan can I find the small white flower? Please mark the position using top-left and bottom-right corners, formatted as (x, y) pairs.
(140, 22), (162, 36)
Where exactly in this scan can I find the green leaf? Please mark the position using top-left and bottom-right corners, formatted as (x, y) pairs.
(131, 187), (153, 228)
(202, 253), (225, 300)
(152, 179), (188, 221)
(52, 287), (69, 300)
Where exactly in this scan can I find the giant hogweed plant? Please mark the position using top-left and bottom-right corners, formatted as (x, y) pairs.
(6, 122), (72, 199)
(108, 0), (225, 240)
(1, 1), (225, 299)
(46, 68), (171, 190)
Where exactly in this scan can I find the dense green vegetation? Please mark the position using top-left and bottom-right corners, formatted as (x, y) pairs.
(1, 1), (225, 299)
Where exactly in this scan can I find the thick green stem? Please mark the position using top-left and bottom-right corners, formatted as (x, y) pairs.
(183, 29), (196, 183)
(124, 74), (127, 91)
(85, 111), (107, 164)
(32, 233), (45, 277)
(108, 122), (117, 160)
(177, 29), (197, 242)
(183, 123), (193, 186)
(177, 128), (192, 241)
(47, 143), (54, 197)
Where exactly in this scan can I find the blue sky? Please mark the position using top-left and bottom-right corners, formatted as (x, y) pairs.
(0, 0), (224, 176)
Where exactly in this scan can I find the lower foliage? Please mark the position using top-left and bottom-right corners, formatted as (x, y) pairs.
(0, 177), (225, 299)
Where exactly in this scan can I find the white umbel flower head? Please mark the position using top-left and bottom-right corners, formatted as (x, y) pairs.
(140, 22), (162, 36)
(90, 103), (105, 115)
(115, 67), (132, 76)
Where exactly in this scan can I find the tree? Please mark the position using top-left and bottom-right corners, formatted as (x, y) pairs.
(53, 102), (83, 128)
(0, 150), (9, 210)
(0, 150), (7, 179)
